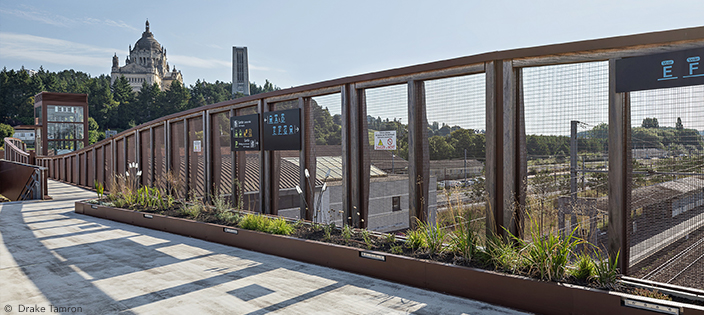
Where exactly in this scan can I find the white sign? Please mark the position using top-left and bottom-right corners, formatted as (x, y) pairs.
(374, 130), (396, 150)
(193, 140), (202, 153)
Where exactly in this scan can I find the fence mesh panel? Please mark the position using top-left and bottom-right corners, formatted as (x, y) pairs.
(237, 106), (260, 212)
(271, 100), (301, 216)
(153, 125), (166, 190)
(628, 85), (704, 289)
(140, 130), (151, 187)
(170, 121), (186, 199)
(363, 84), (410, 232)
(425, 73), (487, 242)
(188, 116), (205, 198)
(521, 61), (609, 251)
(212, 111), (233, 199)
(311, 93), (343, 224)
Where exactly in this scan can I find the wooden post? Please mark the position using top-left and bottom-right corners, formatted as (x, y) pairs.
(341, 85), (352, 226)
(485, 60), (521, 239)
(342, 84), (368, 228)
(184, 119), (189, 198)
(204, 111), (211, 202)
(408, 80), (430, 228)
(608, 58), (630, 275)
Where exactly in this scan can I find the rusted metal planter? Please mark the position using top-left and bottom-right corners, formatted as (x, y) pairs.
(75, 201), (704, 315)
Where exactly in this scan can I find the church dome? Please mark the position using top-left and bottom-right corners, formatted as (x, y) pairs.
(133, 21), (162, 51)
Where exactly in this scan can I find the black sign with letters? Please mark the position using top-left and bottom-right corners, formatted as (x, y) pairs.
(230, 113), (260, 151)
(616, 48), (704, 93)
(262, 108), (301, 151)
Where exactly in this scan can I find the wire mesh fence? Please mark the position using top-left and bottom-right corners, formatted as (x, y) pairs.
(237, 106), (260, 212)
(188, 116), (205, 198)
(211, 111), (232, 199)
(364, 84), (410, 232)
(270, 100), (302, 217)
(311, 93), (343, 225)
(521, 61), (609, 250)
(424, 73), (487, 241)
(628, 85), (704, 289)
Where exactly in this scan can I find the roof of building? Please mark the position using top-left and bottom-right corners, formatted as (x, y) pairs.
(240, 154), (387, 192)
(596, 176), (704, 211)
(134, 21), (161, 51)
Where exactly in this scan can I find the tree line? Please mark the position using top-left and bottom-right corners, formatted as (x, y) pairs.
(2, 68), (701, 158)
(0, 67), (280, 144)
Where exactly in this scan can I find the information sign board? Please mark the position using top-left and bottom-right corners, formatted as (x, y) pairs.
(193, 140), (202, 152)
(374, 130), (396, 150)
(616, 47), (704, 92)
(230, 113), (260, 151)
(262, 108), (301, 151)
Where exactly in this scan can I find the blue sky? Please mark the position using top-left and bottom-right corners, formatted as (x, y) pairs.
(2, 0), (703, 89)
(1, 1), (703, 133)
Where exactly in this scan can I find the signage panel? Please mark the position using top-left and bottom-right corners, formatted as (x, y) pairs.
(230, 113), (260, 151)
(616, 48), (704, 93)
(262, 108), (301, 151)
(374, 130), (396, 150)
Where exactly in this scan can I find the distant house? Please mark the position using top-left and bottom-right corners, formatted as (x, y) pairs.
(12, 125), (36, 147)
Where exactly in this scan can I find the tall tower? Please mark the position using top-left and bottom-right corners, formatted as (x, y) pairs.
(232, 47), (250, 97)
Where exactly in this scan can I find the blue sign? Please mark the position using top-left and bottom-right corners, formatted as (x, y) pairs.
(616, 48), (704, 93)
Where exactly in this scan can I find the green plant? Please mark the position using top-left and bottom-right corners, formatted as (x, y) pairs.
(405, 228), (425, 250)
(179, 200), (204, 219)
(323, 223), (335, 241)
(571, 252), (595, 282)
(267, 217), (294, 235)
(593, 251), (620, 290)
(239, 213), (269, 232)
(112, 197), (128, 209)
(384, 233), (396, 244)
(390, 245), (403, 255)
(94, 180), (104, 202)
(417, 219), (447, 255)
(449, 215), (478, 261)
(238, 214), (293, 235)
(484, 233), (524, 273)
(211, 189), (230, 213)
(511, 214), (584, 281)
(216, 210), (240, 225)
(360, 229), (373, 249)
(342, 225), (353, 241)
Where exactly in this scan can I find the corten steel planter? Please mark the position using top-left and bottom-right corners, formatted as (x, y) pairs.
(75, 201), (704, 315)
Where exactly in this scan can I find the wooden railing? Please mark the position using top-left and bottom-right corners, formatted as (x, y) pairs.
(28, 26), (704, 275)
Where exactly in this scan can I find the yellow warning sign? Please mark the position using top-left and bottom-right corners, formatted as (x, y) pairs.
(378, 140), (383, 146)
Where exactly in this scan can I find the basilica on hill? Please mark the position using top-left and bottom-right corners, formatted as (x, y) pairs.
(110, 20), (183, 92)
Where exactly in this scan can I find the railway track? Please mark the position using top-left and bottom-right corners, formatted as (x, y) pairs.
(640, 227), (704, 289)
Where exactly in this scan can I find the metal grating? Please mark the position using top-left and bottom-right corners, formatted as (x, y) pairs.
(424, 73), (487, 240)
(628, 85), (704, 289)
(521, 61), (609, 249)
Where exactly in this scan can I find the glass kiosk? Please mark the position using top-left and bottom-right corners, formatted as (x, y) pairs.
(34, 92), (89, 156)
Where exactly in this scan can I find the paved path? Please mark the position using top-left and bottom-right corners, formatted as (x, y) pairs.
(1, 180), (529, 315)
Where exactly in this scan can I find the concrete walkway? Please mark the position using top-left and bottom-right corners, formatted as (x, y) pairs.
(1, 180), (528, 315)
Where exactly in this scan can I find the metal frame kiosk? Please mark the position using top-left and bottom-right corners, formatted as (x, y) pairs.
(34, 92), (89, 156)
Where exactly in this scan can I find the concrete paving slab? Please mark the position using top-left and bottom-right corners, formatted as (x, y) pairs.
(1, 180), (530, 315)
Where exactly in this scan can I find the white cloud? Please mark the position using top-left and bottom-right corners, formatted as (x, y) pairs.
(0, 7), (72, 27)
(0, 32), (118, 67)
(0, 6), (138, 32)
